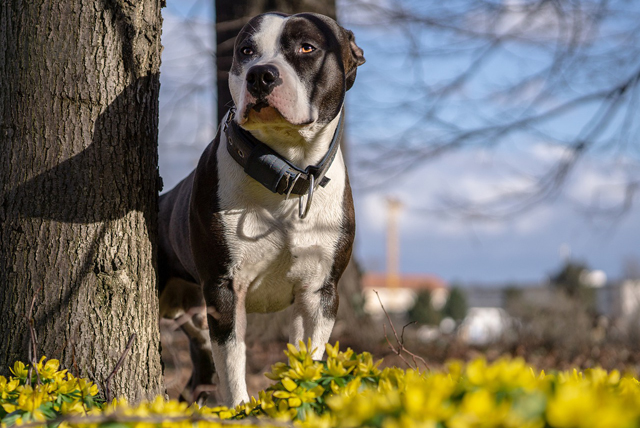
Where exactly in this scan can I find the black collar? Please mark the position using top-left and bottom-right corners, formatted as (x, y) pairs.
(224, 108), (344, 198)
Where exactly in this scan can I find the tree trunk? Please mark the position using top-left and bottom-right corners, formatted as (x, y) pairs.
(0, 0), (164, 401)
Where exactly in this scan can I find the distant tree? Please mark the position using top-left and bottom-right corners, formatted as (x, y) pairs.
(408, 291), (441, 326)
(549, 260), (596, 312)
(504, 286), (524, 315)
(442, 287), (468, 322)
(550, 261), (589, 297)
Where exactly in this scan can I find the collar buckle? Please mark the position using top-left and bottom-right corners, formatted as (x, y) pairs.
(224, 107), (343, 220)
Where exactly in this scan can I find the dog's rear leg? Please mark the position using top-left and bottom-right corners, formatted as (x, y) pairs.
(204, 279), (250, 407)
(159, 278), (217, 405)
(290, 281), (338, 360)
(180, 316), (216, 405)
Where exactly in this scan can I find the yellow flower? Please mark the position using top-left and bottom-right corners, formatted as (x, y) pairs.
(325, 342), (340, 359)
(3, 345), (640, 428)
(353, 352), (382, 377)
(36, 356), (63, 381)
(326, 357), (352, 378)
(284, 359), (323, 382)
(16, 385), (48, 413)
(239, 395), (260, 414)
(51, 377), (78, 395)
(77, 378), (99, 396)
(60, 400), (86, 414)
(298, 385), (325, 403)
(2, 402), (17, 413)
(344, 377), (362, 397)
(10, 361), (28, 379)
(0, 375), (19, 399)
(265, 362), (289, 380)
(285, 339), (316, 363)
(282, 377), (298, 392)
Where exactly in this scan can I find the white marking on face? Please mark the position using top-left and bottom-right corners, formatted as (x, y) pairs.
(229, 14), (316, 127)
(254, 14), (286, 57)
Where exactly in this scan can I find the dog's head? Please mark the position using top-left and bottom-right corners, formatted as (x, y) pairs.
(229, 13), (365, 129)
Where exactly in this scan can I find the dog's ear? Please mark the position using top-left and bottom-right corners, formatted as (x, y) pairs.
(344, 29), (365, 91)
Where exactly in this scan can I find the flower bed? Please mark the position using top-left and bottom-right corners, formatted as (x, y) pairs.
(1, 342), (639, 427)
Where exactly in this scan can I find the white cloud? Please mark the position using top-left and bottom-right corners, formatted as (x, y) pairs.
(565, 160), (636, 208)
(528, 143), (574, 163)
(355, 143), (640, 241)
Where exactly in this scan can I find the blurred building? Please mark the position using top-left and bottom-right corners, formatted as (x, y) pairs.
(361, 273), (448, 316)
(598, 280), (640, 319)
(464, 279), (640, 320)
(458, 307), (512, 345)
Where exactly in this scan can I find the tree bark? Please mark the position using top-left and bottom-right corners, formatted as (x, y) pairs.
(0, 0), (164, 401)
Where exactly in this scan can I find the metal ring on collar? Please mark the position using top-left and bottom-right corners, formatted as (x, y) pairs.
(298, 174), (314, 219)
(285, 172), (302, 201)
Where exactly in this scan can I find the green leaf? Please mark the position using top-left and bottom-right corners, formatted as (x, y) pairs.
(300, 381), (319, 389)
(68, 390), (82, 399)
(2, 412), (23, 427)
(296, 402), (313, 421)
(334, 377), (347, 387)
(40, 407), (57, 420)
(319, 377), (333, 386)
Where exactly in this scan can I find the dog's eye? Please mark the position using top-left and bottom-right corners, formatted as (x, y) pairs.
(299, 43), (316, 54)
(240, 46), (254, 56)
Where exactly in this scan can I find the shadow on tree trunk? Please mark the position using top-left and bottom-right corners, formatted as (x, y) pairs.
(0, 75), (163, 399)
(5, 74), (161, 225)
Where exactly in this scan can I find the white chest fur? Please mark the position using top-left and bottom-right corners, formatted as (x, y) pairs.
(215, 130), (347, 314)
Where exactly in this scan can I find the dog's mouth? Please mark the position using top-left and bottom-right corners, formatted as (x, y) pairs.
(237, 99), (316, 128)
(239, 102), (287, 126)
(252, 100), (270, 112)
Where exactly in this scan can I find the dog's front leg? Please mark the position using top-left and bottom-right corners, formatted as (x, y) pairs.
(204, 279), (250, 407)
(290, 281), (338, 360)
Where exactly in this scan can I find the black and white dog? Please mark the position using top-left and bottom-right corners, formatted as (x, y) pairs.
(158, 12), (365, 407)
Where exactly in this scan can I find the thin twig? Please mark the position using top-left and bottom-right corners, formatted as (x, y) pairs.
(400, 321), (423, 369)
(401, 321), (415, 344)
(26, 285), (43, 386)
(382, 323), (413, 369)
(104, 333), (137, 402)
(373, 290), (430, 371)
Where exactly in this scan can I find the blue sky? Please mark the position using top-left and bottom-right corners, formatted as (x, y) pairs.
(158, 0), (640, 285)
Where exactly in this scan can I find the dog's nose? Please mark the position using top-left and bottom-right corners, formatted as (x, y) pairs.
(246, 65), (280, 97)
